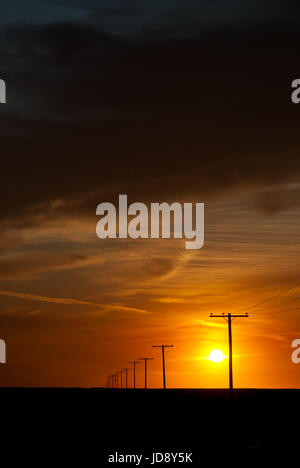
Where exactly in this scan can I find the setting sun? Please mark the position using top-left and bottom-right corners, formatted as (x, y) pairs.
(208, 349), (225, 363)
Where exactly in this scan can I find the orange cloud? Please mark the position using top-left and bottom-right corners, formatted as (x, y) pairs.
(0, 289), (149, 315)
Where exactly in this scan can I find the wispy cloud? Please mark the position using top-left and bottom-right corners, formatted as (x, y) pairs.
(0, 289), (149, 314)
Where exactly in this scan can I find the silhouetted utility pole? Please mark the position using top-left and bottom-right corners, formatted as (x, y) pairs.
(152, 344), (174, 389)
(110, 374), (115, 388)
(139, 357), (154, 389)
(116, 371), (119, 389)
(123, 368), (130, 388)
(210, 313), (249, 390)
(129, 361), (140, 389)
(107, 375), (113, 388)
(119, 369), (124, 389)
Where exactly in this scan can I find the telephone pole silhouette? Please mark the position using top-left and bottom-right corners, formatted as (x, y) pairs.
(108, 374), (114, 388)
(111, 374), (115, 388)
(152, 344), (174, 389)
(119, 369), (124, 389)
(210, 312), (249, 390)
(123, 368), (130, 388)
(139, 357), (154, 389)
(129, 361), (140, 389)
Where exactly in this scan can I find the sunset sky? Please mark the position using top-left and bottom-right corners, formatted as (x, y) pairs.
(1, 0), (300, 387)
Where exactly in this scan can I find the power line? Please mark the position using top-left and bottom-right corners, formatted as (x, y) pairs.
(254, 295), (300, 315)
(171, 280), (300, 354)
(175, 329), (200, 351)
(238, 280), (300, 314)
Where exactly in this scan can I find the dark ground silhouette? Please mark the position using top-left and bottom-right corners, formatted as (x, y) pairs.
(1, 388), (299, 463)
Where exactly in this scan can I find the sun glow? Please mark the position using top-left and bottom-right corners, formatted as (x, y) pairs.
(208, 349), (225, 363)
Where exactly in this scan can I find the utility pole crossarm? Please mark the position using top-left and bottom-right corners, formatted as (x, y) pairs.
(153, 345), (174, 348)
(210, 313), (249, 318)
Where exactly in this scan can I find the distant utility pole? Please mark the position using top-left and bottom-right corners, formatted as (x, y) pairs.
(107, 375), (112, 388)
(210, 312), (249, 390)
(110, 374), (114, 388)
(152, 344), (174, 389)
(129, 361), (140, 389)
(123, 368), (130, 388)
(138, 357), (154, 389)
(116, 371), (119, 389)
(119, 369), (124, 389)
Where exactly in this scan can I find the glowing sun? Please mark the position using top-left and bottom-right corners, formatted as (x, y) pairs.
(208, 349), (225, 363)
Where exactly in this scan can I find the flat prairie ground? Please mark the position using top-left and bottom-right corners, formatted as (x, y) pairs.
(1, 388), (298, 462)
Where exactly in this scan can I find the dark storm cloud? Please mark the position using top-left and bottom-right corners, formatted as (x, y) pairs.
(1, 3), (300, 231)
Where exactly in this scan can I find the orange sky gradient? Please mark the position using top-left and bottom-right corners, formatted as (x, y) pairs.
(1, 3), (300, 388)
(1, 195), (300, 388)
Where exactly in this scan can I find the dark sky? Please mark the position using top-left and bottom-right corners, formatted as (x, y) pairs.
(1, 1), (300, 29)
(1, 0), (300, 222)
(1, 1), (300, 387)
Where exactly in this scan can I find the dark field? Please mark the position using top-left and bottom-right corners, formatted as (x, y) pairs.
(1, 388), (299, 462)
